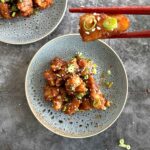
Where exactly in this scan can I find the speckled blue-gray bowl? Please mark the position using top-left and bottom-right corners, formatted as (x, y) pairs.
(0, 0), (67, 45)
(25, 34), (128, 138)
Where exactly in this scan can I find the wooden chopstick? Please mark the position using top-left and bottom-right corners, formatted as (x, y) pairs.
(69, 6), (150, 15)
(107, 30), (150, 39)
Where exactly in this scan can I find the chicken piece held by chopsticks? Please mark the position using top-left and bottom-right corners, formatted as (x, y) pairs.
(79, 13), (130, 41)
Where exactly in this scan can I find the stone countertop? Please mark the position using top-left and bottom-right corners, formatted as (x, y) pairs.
(0, 0), (150, 150)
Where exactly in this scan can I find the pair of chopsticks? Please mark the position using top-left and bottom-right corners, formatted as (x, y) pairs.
(69, 6), (150, 39)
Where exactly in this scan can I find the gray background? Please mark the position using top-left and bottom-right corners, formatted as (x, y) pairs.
(0, 0), (150, 150)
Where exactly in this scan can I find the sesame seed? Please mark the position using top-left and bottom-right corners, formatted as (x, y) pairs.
(97, 26), (101, 30)
(92, 28), (96, 32)
(97, 17), (101, 21)
(93, 13), (98, 16)
(85, 31), (90, 35)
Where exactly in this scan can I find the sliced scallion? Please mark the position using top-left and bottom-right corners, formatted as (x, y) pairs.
(68, 64), (75, 73)
(11, 12), (16, 18)
(1, 0), (5, 3)
(119, 138), (131, 150)
(83, 75), (89, 80)
(11, 5), (18, 12)
(83, 16), (97, 31)
(103, 17), (118, 31)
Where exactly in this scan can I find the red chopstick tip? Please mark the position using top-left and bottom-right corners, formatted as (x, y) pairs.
(69, 6), (150, 15)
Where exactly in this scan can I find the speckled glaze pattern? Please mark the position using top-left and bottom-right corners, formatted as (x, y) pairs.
(0, 0), (67, 45)
(25, 34), (128, 138)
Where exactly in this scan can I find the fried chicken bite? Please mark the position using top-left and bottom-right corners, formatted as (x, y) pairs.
(0, 3), (11, 19)
(17, 0), (33, 17)
(33, 0), (53, 9)
(79, 13), (130, 41)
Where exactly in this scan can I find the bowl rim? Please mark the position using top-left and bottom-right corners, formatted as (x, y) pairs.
(25, 33), (128, 138)
(0, 0), (68, 45)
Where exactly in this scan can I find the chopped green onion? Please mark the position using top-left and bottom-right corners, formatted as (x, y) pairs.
(34, 9), (39, 15)
(83, 16), (97, 31)
(92, 68), (97, 74)
(119, 138), (131, 150)
(70, 86), (75, 91)
(11, 5), (18, 12)
(93, 99), (101, 108)
(68, 64), (75, 73)
(62, 106), (67, 112)
(105, 81), (113, 88)
(56, 74), (61, 77)
(83, 75), (89, 80)
(64, 97), (69, 102)
(103, 17), (118, 31)
(11, 12), (16, 18)
(76, 52), (83, 57)
(76, 93), (84, 99)
(93, 63), (97, 68)
(107, 69), (111, 76)
(1, 0), (5, 3)
(119, 139), (125, 144)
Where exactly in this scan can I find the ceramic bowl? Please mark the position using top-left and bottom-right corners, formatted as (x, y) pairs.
(0, 0), (67, 45)
(25, 34), (128, 138)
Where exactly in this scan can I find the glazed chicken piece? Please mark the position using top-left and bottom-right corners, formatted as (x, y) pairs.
(76, 55), (97, 76)
(44, 85), (59, 101)
(0, 3), (11, 19)
(79, 98), (92, 110)
(44, 70), (63, 87)
(63, 98), (81, 115)
(34, 0), (53, 9)
(87, 75), (106, 110)
(52, 95), (64, 111)
(51, 57), (67, 72)
(65, 75), (83, 95)
(75, 83), (87, 94)
(79, 13), (130, 41)
(17, 0), (33, 17)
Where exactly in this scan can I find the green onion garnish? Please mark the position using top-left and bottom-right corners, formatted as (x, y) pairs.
(64, 97), (69, 102)
(56, 74), (61, 77)
(83, 75), (89, 80)
(92, 68), (97, 74)
(76, 52), (83, 57)
(70, 86), (75, 91)
(11, 6), (18, 12)
(83, 16), (97, 31)
(105, 81), (113, 89)
(76, 93), (84, 99)
(107, 69), (111, 76)
(1, 0), (5, 3)
(62, 106), (67, 112)
(68, 64), (75, 73)
(11, 12), (16, 17)
(93, 99), (101, 108)
(93, 63), (97, 68)
(103, 17), (118, 31)
(119, 138), (131, 150)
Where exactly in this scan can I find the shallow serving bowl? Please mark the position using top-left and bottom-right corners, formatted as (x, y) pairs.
(0, 0), (67, 45)
(25, 34), (128, 138)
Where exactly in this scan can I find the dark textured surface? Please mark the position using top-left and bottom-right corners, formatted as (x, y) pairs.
(0, 0), (150, 150)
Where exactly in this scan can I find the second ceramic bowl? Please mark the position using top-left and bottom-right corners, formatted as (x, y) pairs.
(0, 0), (68, 44)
